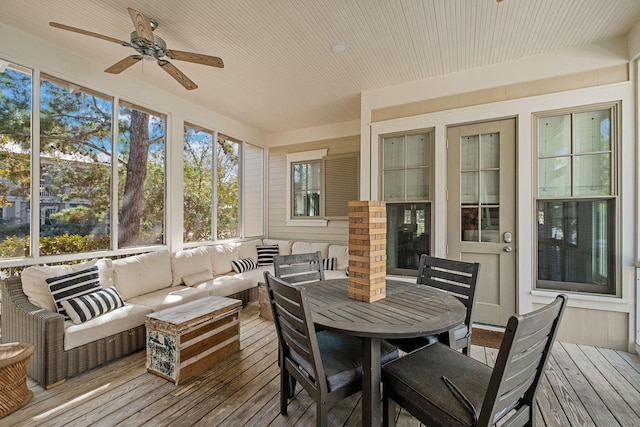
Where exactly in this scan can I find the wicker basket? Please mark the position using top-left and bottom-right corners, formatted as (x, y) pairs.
(0, 342), (34, 418)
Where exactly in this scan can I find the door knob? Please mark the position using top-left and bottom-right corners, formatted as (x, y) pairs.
(504, 246), (512, 252)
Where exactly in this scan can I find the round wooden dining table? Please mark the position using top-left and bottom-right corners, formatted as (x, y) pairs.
(304, 278), (466, 426)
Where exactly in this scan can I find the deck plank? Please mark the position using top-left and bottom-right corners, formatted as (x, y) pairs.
(2, 302), (639, 427)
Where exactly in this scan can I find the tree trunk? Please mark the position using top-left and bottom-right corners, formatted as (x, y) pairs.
(119, 109), (149, 247)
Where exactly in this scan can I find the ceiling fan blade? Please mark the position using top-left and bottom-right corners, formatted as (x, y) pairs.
(105, 55), (143, 74)
(127, 7), (154, 43)
(165, 50), (224, 68)
(157, 60), (197, 90)
(50, 22), (128, 45)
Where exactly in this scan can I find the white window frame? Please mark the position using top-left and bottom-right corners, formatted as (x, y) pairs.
(285, 149), (328, 227)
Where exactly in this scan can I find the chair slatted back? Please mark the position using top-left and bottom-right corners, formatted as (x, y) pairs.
(416, 255), (480, 328)
(274, 251), (325, 285)
(264, 271), (327, 396)
(479, 294), (567, 426)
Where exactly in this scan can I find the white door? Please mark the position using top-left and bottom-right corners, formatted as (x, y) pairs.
(447, 119), (516, 326)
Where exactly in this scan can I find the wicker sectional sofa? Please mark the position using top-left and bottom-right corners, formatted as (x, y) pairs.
(1, 238), (348, 389)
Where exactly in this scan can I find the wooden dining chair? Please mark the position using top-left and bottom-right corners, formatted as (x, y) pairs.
(382, 294), (567, 427)
(264, 271), (398, 427)
(389, 254), (480, 354)
(274, 251), (325, 284)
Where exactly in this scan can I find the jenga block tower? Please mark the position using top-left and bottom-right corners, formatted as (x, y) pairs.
(347, 200), (386, 302)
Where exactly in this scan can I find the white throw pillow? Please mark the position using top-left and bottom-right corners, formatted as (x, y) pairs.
(210, 244), (239, 275)
(171, 246), (212, 286)
(182, 270), (214, 286)
(113, 250), (172, 300)
(21, 259), (97, 312)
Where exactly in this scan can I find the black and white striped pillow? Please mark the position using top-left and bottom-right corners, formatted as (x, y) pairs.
(231, 257), (257, 273)
(256, 245), (279, 266)
(323, 257), (336, 271)
(46, 266), (102, 320)
(60, 287), (125, 324)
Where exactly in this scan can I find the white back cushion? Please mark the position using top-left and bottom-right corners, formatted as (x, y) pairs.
(22, 260), (97, 312)
(170, 246), (212, 286)
(328, 245), (349, 271)
(113, 250), (172, 300)
(292, 241), (330, 259)
(263, 239), (293, 255)
(237, 239), (263, 262)
(210, 244), (238, 275)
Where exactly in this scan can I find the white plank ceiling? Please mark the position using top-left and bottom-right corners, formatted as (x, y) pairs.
(1, 0), (640, 133)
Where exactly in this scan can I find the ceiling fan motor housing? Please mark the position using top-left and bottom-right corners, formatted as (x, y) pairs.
(130, 31), (166, 59)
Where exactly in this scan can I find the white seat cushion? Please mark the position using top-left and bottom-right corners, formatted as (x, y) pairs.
(64, 303), (152, 351)
(127, 285), (209, 311)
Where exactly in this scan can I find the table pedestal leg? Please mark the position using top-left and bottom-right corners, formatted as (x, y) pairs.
(363, 337), (382, 426)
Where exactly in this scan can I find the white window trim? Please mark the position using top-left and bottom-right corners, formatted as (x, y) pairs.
(285, 149), (328, 226)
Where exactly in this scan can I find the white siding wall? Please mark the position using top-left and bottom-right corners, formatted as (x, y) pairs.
(267, 136), (359, 244)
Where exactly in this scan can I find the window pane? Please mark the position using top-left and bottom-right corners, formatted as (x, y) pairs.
(406, 133), (429, 168)
(462, 207), (479, 241)
(243, 143), (264, 237)
(480, 170), (499, 204)
(183, 126), (213, 242)
(538, 157), (571, 197)
(118, 103), (166, 248)
(406, 168), (429, 199)
(461, 171), (478, 204)
(574, 110), (611, 153)
(307, 162), (321, 190)
(539, 114), (571, 157)
(0, 63), (32, 259)
(537, 199), (615, 294)
(383, 136), (404, 169)
(480, 207), (500, 242)
(40, 74), (112, 255)
(383, 170), (404, 201)
(574, 153), (610, 196)
(217, 135), (239, 239)
(480, 133), (499, 169)
(386, 203), (430, 273)
(460, 135), (478, 170)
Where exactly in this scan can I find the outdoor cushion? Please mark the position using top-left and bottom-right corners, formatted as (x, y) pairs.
(292, 241), (330, 259)
(171, 246), (212, 286)
(256, 244), (279, 266)
(237, 239), (262, 262)
(113, 250), (172, 300)
(291, 330), (399, 392)
(328, 244), (349, 271)
(182, 270), (214, 287)
(46, 266), (102, 320)
(210, 244), (238, 275)
(263, 239), (292, 255)
(63, 303), (152, 351)
(21, 259), (98, 312)
(126, 285), (208, 311)
(231, 257), (257, 273)
(61, 286), (125, 324)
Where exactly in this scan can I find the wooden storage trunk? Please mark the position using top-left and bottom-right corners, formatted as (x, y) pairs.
(145, 296), (242, 385)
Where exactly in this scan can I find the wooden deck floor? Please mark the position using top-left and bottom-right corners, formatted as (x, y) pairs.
(4, 303), (640, 426)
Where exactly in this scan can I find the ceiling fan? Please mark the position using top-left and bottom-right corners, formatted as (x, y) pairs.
(49, 7), (224, 90)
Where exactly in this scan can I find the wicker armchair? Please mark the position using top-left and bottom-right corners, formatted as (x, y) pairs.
(1, 276), (146, 389)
